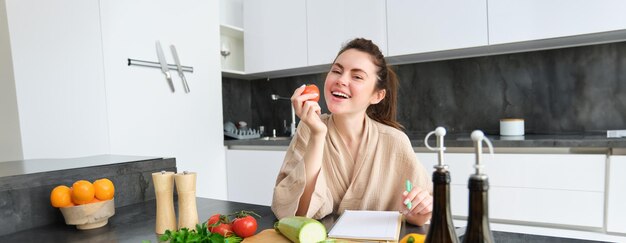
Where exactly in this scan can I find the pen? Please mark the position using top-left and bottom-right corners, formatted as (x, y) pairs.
(405, 179), (412, 210)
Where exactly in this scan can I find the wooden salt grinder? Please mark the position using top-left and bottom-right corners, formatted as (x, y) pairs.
(152, 171), (176, 234)
(175, 171), (198, 229)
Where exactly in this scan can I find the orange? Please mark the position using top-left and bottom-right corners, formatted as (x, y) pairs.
(71, 180), (95, 205)
(93, 178), (115, 201)
(50, 185), (73, 208)
(89, 197), (101, 204)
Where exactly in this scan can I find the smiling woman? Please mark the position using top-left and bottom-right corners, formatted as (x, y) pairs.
(271, 38), (433, 227)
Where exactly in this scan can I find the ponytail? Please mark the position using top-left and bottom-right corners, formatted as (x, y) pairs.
(367, 66), (403, 130)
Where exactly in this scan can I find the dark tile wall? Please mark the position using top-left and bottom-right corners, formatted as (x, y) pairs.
(0, 158), (176, 236)
(222, 77), (252, 127)
(223, 73), (328, 137)
(222, 42), (626, 135)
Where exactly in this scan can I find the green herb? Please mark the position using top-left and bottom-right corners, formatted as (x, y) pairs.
(155, 222), (242, 243)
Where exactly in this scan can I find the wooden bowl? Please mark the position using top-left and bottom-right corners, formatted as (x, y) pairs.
(59, 199), (115, 230)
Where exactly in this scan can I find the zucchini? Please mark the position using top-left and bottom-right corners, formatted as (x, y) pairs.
(274, 216), (327, 243)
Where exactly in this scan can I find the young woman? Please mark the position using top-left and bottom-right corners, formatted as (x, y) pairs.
(271, 38), (433, 226)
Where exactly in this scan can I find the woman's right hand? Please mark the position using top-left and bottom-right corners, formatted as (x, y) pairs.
(292, 85), (327, 136)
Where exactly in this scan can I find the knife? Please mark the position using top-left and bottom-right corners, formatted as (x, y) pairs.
(170, 45), (190, 93)
(156, 41), (175, 92)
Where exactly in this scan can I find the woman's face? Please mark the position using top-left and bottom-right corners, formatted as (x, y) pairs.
(324, 49), (384, 116)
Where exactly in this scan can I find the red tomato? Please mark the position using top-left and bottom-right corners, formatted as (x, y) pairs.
(302, 84), (320, 102)
(232, 215), (258, 238)
(212, 223), (233, 237)
(207, 214), (221, 231)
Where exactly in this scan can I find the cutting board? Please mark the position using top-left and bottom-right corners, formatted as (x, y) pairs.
(242, 229), (291, 243)
(243, 229), (364, 243)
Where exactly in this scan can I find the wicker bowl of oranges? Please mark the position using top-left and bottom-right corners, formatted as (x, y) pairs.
(50, 178), (116, 230)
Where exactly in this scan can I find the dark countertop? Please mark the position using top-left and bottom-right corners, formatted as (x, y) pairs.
(224, 133), (626, 148)
(1, 198), (425, 242)
(3, 198), (611, 243)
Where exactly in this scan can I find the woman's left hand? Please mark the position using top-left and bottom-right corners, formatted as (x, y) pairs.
(400, 186), (433, 226)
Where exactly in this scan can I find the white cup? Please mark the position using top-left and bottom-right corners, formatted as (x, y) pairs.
(500, 118), (524, 136)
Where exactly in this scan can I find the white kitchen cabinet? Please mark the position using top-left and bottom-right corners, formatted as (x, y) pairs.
(416, 152), (606, 228)
(243, 0), (307, 74)
(226, 149), (286, 206)
(608, 155), (626, 234)
(306, 0), (387, 66)
(4, 0), (110, 159)
(488, 0), (626, 45)
(386, 0), (488, 56)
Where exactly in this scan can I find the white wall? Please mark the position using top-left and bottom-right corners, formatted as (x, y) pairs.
(100, 0), (226, 199)
(5, 0), (110, 159)
(0, 0), (22, 162)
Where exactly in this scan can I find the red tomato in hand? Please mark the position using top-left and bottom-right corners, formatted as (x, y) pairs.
(302, 84), (320, 102)
(212, 223), (234, 237)
(232, 215), (258, 238)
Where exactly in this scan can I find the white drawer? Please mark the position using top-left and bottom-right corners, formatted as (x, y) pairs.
(417, 152), (606, 228)
(417, 153), (605, 192)
(449, 185), (604, 228)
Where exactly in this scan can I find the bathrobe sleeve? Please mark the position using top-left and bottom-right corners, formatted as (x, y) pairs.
(271, 120), (334, 219)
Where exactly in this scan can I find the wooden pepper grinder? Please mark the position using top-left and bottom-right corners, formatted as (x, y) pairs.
(174, 171), (198, 229)
(152, 171), (177, 234)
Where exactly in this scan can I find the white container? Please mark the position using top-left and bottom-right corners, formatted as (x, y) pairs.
(500, 118), (525, 136)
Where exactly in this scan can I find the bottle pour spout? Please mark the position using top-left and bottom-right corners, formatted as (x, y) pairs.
(425, 126), (447, 169)
(470, 130), (494, 175)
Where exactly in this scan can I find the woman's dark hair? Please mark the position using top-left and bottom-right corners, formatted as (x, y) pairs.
(334, 38), (403, 130)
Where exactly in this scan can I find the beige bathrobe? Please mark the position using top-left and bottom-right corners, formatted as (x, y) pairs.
(272, 114), (432, 219)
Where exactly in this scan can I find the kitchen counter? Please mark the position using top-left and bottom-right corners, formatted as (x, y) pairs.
(2, 198), (612, 243)
(224, 133), (626, 148)
(0, 155), (175, 236)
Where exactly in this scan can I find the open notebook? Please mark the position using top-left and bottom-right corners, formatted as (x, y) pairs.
(328, 210), (402, 242)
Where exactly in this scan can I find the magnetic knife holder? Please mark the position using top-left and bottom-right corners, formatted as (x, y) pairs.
(127, 58), (194, 73)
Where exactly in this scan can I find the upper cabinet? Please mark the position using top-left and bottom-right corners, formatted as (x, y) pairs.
(488, 0), (626, 44)
(240, 0), (626, 76)
(306, 0), (387, 66)
(386, 0), (488, 56)
(244, 0), (307, 74)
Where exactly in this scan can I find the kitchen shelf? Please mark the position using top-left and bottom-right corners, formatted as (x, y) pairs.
(220, 24), (245, 75)
(220, 24), (243, 39)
